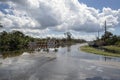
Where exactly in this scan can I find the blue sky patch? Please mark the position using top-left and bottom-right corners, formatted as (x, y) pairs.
(78, 0), (120, 10)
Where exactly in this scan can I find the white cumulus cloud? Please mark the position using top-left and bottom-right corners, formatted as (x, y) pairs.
(0, 0), (120, 40)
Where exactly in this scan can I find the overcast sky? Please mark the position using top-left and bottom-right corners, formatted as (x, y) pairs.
(0, 0), (120, 41)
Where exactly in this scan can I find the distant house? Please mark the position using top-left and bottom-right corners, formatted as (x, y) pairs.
(88, 41), (95, 46)
(88, 41), (99, 47)
(88, 41), (98, 47)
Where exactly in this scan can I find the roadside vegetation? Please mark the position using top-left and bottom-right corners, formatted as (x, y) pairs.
(0, 31), (35, 52)
(103, 46), (120, 53)
(0, 30), (85, 52)
(0, 23), (86, 58)
(81, 46), (120, 57)
(81, 31), (120, 57)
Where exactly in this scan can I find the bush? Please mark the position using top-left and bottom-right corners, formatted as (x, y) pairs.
(115, 41), (120, 47)
(0, 31), (33, 51)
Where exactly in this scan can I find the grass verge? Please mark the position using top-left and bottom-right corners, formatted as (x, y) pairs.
(80, 46), (120, 57)
(103, 46), (120, 53)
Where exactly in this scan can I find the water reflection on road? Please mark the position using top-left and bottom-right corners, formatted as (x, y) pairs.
(0, 44), (120, 62)
(57, 44), (120, 62)
(0, 44), (120, 80)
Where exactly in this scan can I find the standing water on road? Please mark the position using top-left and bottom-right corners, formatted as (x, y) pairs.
(57, 44), (120, 62)
(0, 44), (120, 80)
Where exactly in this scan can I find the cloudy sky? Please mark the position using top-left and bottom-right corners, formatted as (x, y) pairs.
(0, 0), (120, 41)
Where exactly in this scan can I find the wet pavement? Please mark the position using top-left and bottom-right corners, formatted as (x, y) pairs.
(0, 44), (120, 80)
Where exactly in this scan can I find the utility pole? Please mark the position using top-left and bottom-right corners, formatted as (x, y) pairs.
(98, 30), (100, 40)
(104, 20), (107, 42)
(105, 20), (107, 37)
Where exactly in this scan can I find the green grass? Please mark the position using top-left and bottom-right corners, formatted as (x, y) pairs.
(80, 46), (120, 57)
(103, 46), (120, 53)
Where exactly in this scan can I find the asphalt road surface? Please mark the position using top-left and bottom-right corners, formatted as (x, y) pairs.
(0, 44), (120, 80)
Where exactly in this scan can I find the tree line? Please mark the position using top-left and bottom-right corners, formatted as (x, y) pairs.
(0, 31), (34, 51)
(92, 31), (120, 47)
(0, 31), (86, 52)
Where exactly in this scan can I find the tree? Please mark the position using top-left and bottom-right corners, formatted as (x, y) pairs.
(101, 31), (113, 41)
(100, 31), (120, 45)
(0, 31), (34, 51)
(64, 32), (72, 41)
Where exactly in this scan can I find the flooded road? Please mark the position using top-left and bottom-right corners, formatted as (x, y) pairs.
(0, 44), (120, 80)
